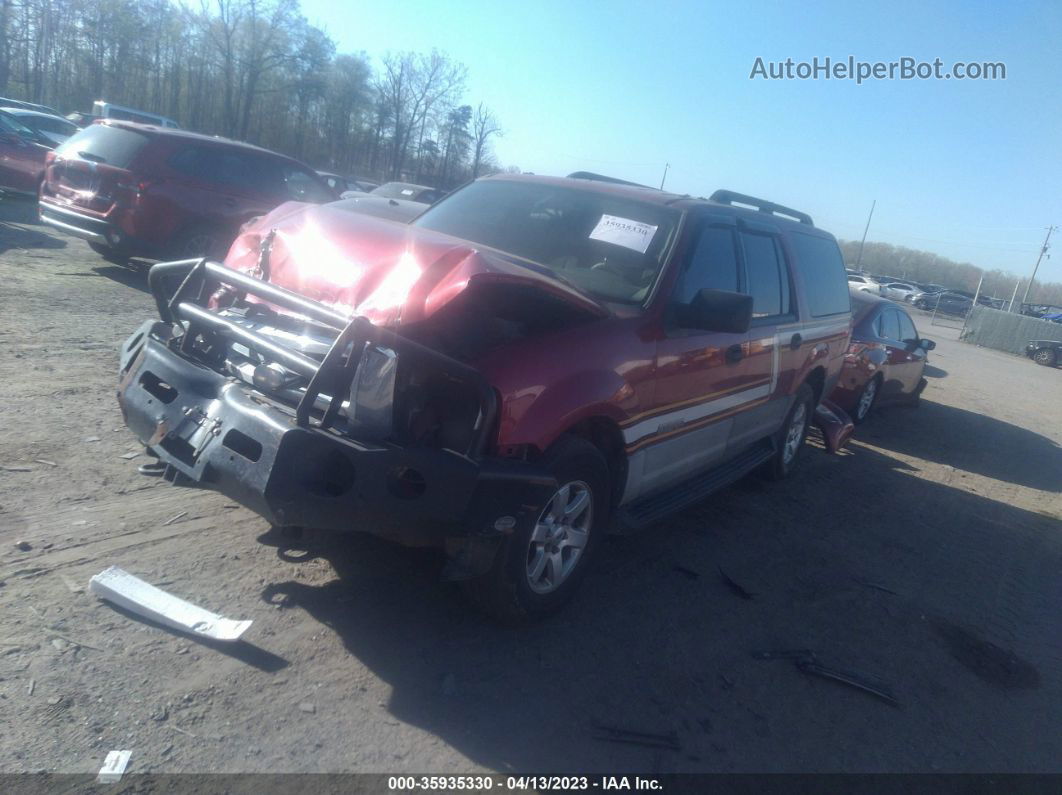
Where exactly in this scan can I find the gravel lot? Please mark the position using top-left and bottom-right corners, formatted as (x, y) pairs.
(1, 194), (1060, 775)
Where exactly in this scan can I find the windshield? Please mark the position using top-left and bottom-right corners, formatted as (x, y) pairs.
(412, 179), (681, 304)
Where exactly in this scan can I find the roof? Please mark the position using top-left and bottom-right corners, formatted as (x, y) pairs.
(1, 107), (71, 122)
(481, 173), (830, 235)
(97, 120), (303, 162)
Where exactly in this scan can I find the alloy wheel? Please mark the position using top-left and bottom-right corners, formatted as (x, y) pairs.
(525, 481), (592, 594)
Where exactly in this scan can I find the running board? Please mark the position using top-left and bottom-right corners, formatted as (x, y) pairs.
(614, 439), (775, 532)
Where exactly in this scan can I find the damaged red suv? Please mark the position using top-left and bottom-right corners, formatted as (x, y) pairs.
(117, 173), (853, 618)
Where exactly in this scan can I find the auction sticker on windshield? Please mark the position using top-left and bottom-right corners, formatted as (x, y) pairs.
(589, 214), (658, 253)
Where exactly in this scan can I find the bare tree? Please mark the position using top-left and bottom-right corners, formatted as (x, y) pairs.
(470, 102), (502, 178)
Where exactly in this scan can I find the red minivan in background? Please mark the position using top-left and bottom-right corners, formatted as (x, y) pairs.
(38, 120), (336, 261)
(0, 111), (50, 195)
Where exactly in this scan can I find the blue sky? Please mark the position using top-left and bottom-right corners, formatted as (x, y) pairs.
(300, 0), (1062, 282)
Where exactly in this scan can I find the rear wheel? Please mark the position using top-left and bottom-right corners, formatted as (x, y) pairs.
(1033, 347), (1058, 367)
(763, 383), (814, 481)
(88, 240), (129, 265)
(463, 435), (610, 621)
(852, 375), (881, 424)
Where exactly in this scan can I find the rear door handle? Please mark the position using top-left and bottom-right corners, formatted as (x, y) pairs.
(790, 333), (802, 350)
(224, 198), (237, 207)
(725, 343), (743, 363)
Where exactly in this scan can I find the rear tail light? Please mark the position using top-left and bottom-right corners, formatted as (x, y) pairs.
(115, 179), (154, 205)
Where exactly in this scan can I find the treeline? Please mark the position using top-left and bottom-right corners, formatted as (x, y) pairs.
(839, 240), (1062, 306)
(0, 0), (509, 187)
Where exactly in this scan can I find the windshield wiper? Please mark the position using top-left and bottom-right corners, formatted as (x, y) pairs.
(77, 151), (107, 164)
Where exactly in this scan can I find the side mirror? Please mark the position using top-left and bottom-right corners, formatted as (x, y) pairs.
(678, 288), (753, 334)
(919, 338), (936, 351)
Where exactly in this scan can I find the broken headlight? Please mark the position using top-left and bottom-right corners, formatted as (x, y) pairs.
(348, 346), (397, 441)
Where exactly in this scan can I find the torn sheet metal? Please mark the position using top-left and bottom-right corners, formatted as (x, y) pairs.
(89, 566), (252, 642)
(97, 750), (131, 783)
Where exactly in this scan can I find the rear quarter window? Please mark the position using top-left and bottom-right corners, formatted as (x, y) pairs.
(790, 232), (851, 318)
(55, 124), (149, 169)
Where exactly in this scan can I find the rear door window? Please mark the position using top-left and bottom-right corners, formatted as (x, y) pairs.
(673, 225), (740, 304)
(55, 124), (149, 169)
(897, 311), (919, 343)
(790, 232), (851, 317)
(739, 231), (790, 318)
(877, 310), (901, 341)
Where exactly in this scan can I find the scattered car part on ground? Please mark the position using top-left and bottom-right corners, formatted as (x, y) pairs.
(1025, 339), (1062, 367)
(830, 290), (934, 423)
(97, 750), (132, 784)
(116, 173), (855, 618)
(38, 120), (335, 261)
(753, 649), (899, 706)
(592, 724), (682, 751)
(89, 566), (253, 641)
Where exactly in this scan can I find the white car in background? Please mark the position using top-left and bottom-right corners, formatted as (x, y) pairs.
(879, 281), (919, 302)
(847, 273), (881, 293)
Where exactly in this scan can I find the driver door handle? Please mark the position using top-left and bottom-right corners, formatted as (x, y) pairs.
(790, 333), (802, 350)
(725, 343), (744, 363)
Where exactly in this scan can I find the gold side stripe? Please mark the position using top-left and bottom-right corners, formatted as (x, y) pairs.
(625, 397), (770, 454)
(621, 379), (772, 427)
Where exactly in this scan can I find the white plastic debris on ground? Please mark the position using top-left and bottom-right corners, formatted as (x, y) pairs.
(97, 749), (132, 783)
(89, 566), (252, 642)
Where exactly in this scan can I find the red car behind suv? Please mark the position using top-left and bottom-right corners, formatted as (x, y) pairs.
(39, 120), (335, 261)
(116, 173), (854, 618)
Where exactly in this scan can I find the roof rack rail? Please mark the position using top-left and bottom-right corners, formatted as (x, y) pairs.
(709, 189), (813, 226)
(566, 171), (653, 189)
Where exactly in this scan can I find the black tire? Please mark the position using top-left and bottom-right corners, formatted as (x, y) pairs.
(851, 375), (881, 425)
(171, 226), (229, 260)
(763, 383), (814, 481)
(462, 435), (610, 622)
(87, 240), (129, 265)
(1033, 348), (1058, 367)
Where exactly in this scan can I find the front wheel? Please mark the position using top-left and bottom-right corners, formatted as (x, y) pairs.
(763, 383), (814, 481)
(463, 435), (610, 621)
(1033, 348), (1058, 367)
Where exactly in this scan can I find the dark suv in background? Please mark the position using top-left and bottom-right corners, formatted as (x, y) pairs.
(38, 120), (336, 261)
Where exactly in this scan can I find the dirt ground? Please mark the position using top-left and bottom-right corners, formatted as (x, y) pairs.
(1, 194), (1060, 775)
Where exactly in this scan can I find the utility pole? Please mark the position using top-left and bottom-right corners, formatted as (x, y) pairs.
(1020, 225), (1057, 307)
(854, 200), (876, 270)
(659, 163), (670, 190)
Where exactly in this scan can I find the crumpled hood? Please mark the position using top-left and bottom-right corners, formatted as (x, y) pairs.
(223, 201), (608, 326)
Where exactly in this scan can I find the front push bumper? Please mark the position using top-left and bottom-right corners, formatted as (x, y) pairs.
(117, 260), (558, 567)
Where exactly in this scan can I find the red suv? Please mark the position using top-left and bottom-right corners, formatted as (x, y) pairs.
(116, 173), (854, 618)
(39, 120), (335, 261)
